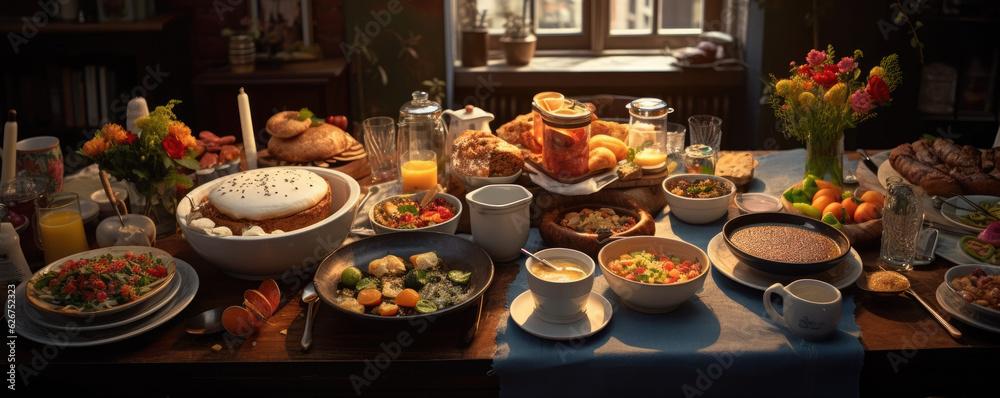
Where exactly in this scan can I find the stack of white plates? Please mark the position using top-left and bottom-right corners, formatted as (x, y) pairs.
(14, 247), (199, 347)
(935, 264), (1000, 334)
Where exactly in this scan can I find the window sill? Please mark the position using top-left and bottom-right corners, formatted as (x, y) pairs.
(453, 55), (745, 88)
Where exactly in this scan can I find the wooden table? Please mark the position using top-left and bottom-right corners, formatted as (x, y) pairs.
(11, 151), (998, 397)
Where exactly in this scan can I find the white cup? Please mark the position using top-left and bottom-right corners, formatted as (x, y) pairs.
(525, 248), (595, 324)
(763, 279), (842, 341)
(465, 184), (533, 262)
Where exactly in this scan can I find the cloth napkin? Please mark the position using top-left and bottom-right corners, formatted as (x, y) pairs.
(493, 149), (864, 397)
(523, 162), (619, 196)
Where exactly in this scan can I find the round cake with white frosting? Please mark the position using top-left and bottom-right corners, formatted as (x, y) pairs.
(200, 168), (332, 235)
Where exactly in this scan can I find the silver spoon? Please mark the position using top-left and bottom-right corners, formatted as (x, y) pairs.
(857, 267), (963, 340)
(520, 248), (564, 272)
(185, 307), (226, 335)
(905, 287), (963, 340)
(300, 282), (319, 351)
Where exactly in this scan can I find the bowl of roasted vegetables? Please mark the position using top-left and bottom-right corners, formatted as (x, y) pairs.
(25, 246), (176, 317)
(314, 231), (494, 321)
(369, 191), (462, 235)
(539, 204), (655, 257)
(945, 264), (1000, 318)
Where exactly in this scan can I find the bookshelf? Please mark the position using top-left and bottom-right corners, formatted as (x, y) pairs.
(0, 12), (191, 155)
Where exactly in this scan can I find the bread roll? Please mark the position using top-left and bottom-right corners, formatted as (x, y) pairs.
(588, 147), (617, 172)
(716, 152), (757, 187)
(265, 111), (311, 138)
(933, 139), (978, 168)
(588, 135), (628, 161)
(890, 153), (962, 197)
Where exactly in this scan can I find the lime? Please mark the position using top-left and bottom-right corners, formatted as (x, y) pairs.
(447, 270), (471, 284)
(341, 267), (362, 287)
(415, 299), (438, 314)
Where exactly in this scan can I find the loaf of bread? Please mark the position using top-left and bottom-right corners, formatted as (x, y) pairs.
(716, 152), (757, 187)
(452, 130), (524, 177)
(588, 135), (628, 162)
(889, 149), (962, 197)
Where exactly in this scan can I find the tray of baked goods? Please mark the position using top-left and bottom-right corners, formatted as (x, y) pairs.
(256, 109), (370, 179)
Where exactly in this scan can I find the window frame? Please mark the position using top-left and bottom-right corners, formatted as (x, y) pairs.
(483, 0), (726, 53)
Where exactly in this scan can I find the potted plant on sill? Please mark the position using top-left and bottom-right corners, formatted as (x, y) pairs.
(500, 9), (535, 66)
(461, 0), (489, 67)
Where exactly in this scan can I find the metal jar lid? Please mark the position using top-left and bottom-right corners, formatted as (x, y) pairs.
(532, 100), (592, 129)
(627, 98), (673, 118)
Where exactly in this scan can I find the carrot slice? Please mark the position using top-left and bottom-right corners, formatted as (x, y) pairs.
(222, 306), (259, 337)
(356, 289), (383, 306)
(395, 288), (420, 307)
(244, 290), (274, 319)
(257, 279), (281, 310)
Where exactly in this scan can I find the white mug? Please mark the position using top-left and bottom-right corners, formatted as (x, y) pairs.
(763, 279), (842, 341)
(525, 248), (595, 324)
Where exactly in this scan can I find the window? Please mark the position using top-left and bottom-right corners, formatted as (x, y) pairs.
(470, 0), (726, 52)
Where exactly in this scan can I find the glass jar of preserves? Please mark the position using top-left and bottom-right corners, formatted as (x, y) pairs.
(626, 98), (674, 168)
(683, 144), (717, 175)
(534, 99), (591, 179)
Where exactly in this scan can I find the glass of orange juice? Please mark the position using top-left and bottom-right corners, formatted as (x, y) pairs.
(33, 192), (89, 265)
(400, 150), (438, 194)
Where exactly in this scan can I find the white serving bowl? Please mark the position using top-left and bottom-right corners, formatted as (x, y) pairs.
(176, 166), (361, 280)
(453, 169), (523, 191)
(597, 236), (711, 314)
(369, 191), (462, 235)
(661, 174), (736, 224)
(944, 263), (1000, 318)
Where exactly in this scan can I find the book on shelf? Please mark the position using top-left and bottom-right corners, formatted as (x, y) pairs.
(84, 65), (99, 127)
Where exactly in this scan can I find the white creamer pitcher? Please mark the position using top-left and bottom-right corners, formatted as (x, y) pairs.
(466, 184), (532, 262)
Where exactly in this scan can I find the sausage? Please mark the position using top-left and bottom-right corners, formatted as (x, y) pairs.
(199, 130), (221, 142)
(933, 139), (979, 168)
(890, 153), (963, 197)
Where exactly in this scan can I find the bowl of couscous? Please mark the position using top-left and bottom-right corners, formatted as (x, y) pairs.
(597, 236), (711, 314)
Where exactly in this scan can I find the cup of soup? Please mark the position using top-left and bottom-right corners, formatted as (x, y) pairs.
(525, 248), (595, 324)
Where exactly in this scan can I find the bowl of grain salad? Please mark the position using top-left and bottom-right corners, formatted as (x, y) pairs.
(661, 174), (736, 224)
(597, 236), (711, 314)
(722, 213), (851, 276)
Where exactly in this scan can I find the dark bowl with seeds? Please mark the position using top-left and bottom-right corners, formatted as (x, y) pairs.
(722, 213), (852, 276)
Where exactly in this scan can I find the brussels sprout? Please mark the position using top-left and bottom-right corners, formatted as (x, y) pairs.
(403, 269), (428, 290)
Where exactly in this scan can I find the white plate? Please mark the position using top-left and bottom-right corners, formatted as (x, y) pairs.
(15, 258), (199, 347)
(708, 233), (862, 291)
(876, 159), (902, 191)
(510, 291), (612, 341)
(935, 282), (1000, 333)
(940, 195), (999, 232)
(22, 267), (182, 332)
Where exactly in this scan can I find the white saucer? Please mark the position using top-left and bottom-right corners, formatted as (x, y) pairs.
(708, 233), (862, 291)
(510, 291), (612, 340)
(935, 282), (1000, 333)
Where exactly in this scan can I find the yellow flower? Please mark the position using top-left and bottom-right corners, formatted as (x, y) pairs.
(775, 79), (796, 96)
(869, 66), (885, 79)
(824, 83), (847, 105)
(135, 116), (150, 130)
(82, 137), (109, 156)
(101, 123), (130, 144)
(798, 92), (816, 107)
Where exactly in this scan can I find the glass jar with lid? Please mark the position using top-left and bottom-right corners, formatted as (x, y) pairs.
(398, 91), (448, 189)
(626, 98), (674, 169)
(533, 99), (592, 180)
(683, 144), (717, 175)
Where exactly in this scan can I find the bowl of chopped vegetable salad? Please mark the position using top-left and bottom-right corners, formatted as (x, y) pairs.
(25, 246), (176, 317)
(597, 236), (710, 314)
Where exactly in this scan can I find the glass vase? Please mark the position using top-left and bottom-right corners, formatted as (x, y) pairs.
(128, 181), (178, 238)
(804, 131), (845, 188)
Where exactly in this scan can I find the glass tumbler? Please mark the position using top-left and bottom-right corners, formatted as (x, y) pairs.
(688, 115), (723, 152)
(362, 116), (399, 184)
(34, 192), (89, 265)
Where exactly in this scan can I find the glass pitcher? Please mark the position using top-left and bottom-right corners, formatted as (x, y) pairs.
(879, 176), (924, 272)
(398, 91), (448, 190)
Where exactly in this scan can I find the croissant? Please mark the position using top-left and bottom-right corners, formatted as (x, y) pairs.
(588, 147), (617, 172)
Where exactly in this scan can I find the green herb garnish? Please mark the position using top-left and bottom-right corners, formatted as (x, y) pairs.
(297, 107), (315, 121)
(397, 205), (418, 215)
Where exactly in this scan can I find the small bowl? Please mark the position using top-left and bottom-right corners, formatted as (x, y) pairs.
(90, 184), (129, 219)
(735, 193), (782, 214)
(525, 248), (596, 324)
(597, 236), (711, 314)
(944, 263), (1000, 318)
(369, 191), (462, 235)
(454, 169), (522, 191)
(722, 212), (851, 276)
(661, 174), (736, 224)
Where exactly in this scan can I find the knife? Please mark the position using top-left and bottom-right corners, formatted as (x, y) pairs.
(857, 148), (879, 174)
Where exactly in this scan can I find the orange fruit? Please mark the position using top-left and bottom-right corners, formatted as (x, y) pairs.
(812, 188), (840, 204)
(222, 306), (260, 337)
(842, 196), (860, 223)
(542, 98), (566, 112)
(854, 202), (881, 223)
(814, 179), (838, 191)
(356, 289), (383, 307)
(859, 191), (885, 209)
(811, 196), (837, 216)
(822, 202), (846, 223)
(395, 288), (420, 307)
(257, 279), (281, 311)
(244, 289), (274, 319)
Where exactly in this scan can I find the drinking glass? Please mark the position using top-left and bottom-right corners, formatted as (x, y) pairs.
(688, 115), (722, 152)
(34, 192), (89, 265)
(665, 122), (687, 155)
(879, 177), (924, 272)
(399, 149), (438, 193)
(362, 116), (399, 184)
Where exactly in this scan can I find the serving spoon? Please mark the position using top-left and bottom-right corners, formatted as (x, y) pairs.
(184, 307), (226, 335)
(520, 248), (565, 272)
